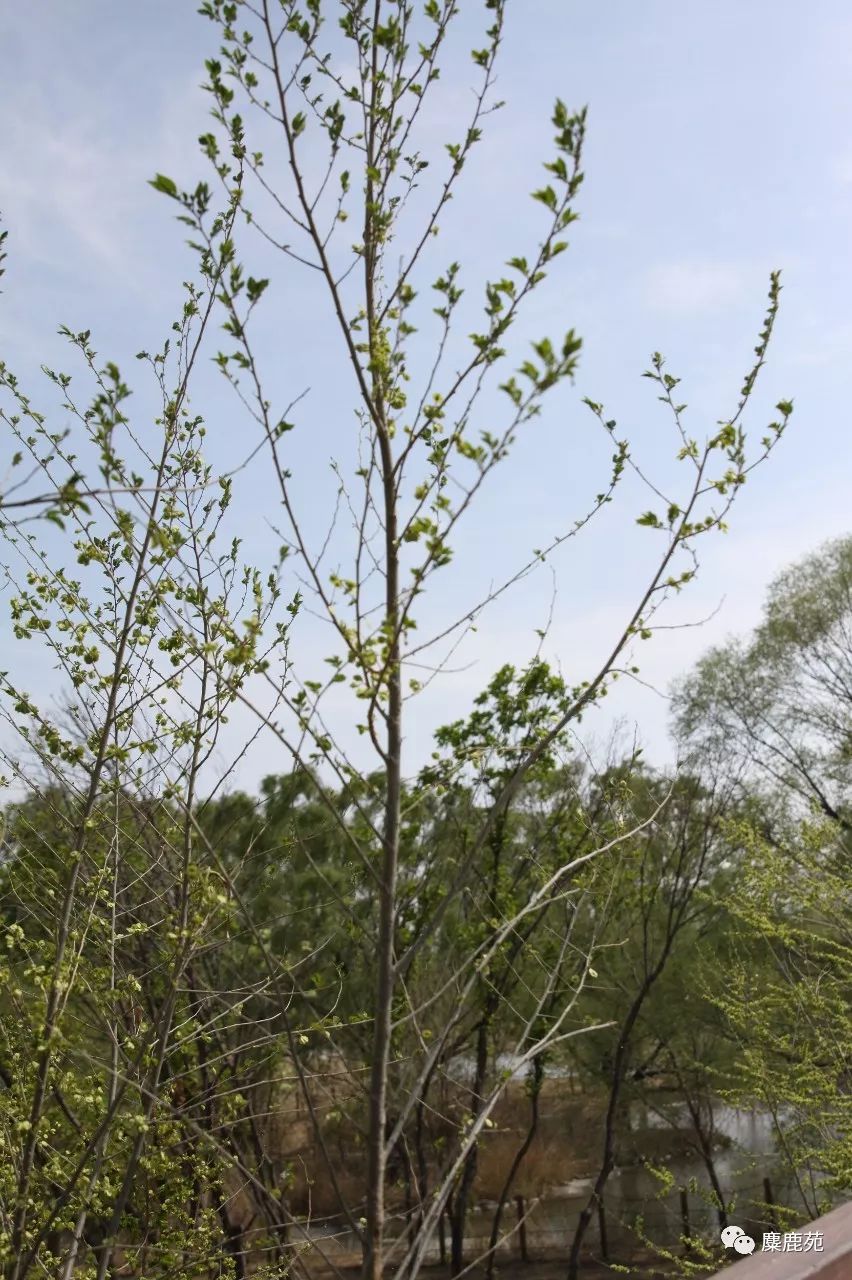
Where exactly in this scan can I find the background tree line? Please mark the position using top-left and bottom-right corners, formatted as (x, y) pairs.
(4, 532), (851, 1277)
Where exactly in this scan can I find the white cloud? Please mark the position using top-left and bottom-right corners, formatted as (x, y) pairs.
(643, 261), (748, 314)
(832, 150), (852, 187)
(791, 321), (852, 368)
(0, 72), (207, 295)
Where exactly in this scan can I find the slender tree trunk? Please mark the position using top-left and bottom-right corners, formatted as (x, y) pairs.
(566, 976), (657, 1279)
(450, 821), (509, 1273)
(413, 1073), (434, 1240)
(361, 6), (403, 1260)
(685, 1095), (728, 1231)
(486, 1057), (544, 1280)
(363, 441), (401, 1280)
(449, 1012), (491, 1274)
(217, 1200), (249, 1280)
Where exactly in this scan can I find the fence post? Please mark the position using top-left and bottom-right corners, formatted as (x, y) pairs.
(597, 1197), (609, 1261)
(763, 1176), (777, 1230)
(516, 1195), (529, 1263)
(680, 1188), (691, 1254)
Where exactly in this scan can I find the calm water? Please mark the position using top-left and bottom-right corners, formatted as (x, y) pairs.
(302, 1096), (810, 1264)
(464, 1098), (802, 1260)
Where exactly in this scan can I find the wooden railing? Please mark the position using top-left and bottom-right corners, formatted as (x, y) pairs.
(712, 1200), (852, 1278)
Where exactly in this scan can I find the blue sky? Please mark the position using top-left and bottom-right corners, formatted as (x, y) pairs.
(2, 1), (851, 790)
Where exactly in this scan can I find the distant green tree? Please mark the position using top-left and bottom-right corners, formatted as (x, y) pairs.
(713, 816), (852, 1219)
(564, 767), (736, 1278)
(674, 536), (852, 829)
(675, 537), (852, 1234)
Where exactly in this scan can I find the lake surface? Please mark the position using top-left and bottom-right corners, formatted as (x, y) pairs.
(462, 1098), (804, 1262)
(300, 1095), (814, 1266)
